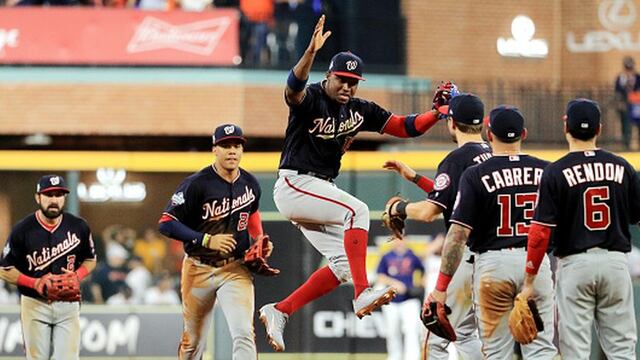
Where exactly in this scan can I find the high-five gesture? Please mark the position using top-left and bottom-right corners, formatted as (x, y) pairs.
(307, 15), (332, 54)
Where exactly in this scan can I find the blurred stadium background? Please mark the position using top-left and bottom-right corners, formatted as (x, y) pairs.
(0, 0), (639, 359)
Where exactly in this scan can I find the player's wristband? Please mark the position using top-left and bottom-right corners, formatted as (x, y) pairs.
(414, 175), (435, 193)
(17, 274), (37, 289)
(201, 233), (212, 248)
(435, 272), (452, 292)
(76, 265), (90, 281)
(287, 70), (307, 92)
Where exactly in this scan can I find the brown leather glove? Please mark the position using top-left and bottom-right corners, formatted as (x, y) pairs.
(382, 196), (407, 240)
(47, 272), (81, 302)
(508, 294), (544, 344)
(243, 235), (280, 277)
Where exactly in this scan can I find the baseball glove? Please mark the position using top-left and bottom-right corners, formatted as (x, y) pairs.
(508, 294), (544, 344)
(244, 234), (280, 277)
(432, 81), (459, 117)
(421, 298), (457, 341)
(382, 196), (407, 239)
(47, 272), (81, 302)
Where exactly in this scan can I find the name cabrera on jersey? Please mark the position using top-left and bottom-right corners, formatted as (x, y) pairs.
(162, 165), (261, 260)
(0, 213), (96, 299)
(279, 82), (392, 179)
(427, 142), (492, 226)
(451, 155), (550, 253)
(533, 149), (640, 256)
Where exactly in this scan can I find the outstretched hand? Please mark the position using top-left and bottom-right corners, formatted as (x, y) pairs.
(383, 160), (417, 182)
(307, 15), (332, 54)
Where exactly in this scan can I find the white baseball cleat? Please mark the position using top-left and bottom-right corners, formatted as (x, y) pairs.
(259, 303), (288, 352)
(353, 286), (397, 319)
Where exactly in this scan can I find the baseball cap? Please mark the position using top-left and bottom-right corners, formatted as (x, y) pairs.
(447, 93), (484, 125)
(488, 105), (525, 141)
(36, 175), (69, 194)
(328, 51), (365, 81)
(565, 98), (600, 139)
(212, 124), (246, 145)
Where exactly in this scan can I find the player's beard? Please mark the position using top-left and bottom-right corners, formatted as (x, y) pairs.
(40, 204), (63, 219)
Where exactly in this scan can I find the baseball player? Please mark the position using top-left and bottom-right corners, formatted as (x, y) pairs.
(427, 106), (557, 359)
(158, 124), (276, 360)
(517, 99), (640, 359)
(376, 240), (425, 360)
(384, 93), (490, 359)
(0, 175), (97, 360)
(259, 15), (450, 352)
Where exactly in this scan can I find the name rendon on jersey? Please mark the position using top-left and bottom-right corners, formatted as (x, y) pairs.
(561, 162), (625, 187)
(481, 167), (544, 193)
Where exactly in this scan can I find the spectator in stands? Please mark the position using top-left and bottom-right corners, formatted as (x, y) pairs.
(90, 243), (129, 304)
(240, 0), (274, 66)
(126, 256), (152, 304)
(133, 228), (167, 275)
(106, 284), (136, 305)
(0, 280), (18, 305)
(376, 240), (425, 360)
(615, 56), (640, 150)
(144, 271), (180, 305)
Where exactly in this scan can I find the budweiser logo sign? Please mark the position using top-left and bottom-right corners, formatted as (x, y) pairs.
(127, 16), (231, 55)
(0, 28), (19, 56)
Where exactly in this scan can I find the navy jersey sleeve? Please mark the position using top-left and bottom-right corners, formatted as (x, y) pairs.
(163, 178), (198, 225)
(287, 84), (320, 114)
(532, 168), (559, 227)
(376, 254), (389, 275)
(359, 100), (392, 133)
(428, 161), (463, 210)
(450, 168), (479, 229)
(250, 179), (262, 214)
(0, 229), (23, 268)
(78, 220), (97, 262)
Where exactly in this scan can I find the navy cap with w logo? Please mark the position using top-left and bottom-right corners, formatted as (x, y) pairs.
(328, 51), (366, 81)
(36, 175), (69, 194)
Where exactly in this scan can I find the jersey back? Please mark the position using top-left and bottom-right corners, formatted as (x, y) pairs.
(451, 155), (550, 252)
(162, 165), (261, 260)
(427, 142), (493, 227)
(533, 149), (640, 256)
(279, 82), (392, 179)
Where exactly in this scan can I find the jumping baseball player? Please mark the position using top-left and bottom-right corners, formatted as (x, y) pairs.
(0, 175), (96, 360)
(426, 106), (557, 359)
(259, 15), (451, 352)
(517, 99), (640, 359)
(384, 93), (489, 359)
(158, 124), (278, 360)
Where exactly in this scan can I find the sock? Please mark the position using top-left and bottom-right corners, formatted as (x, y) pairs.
(275, 266), (340, 315)
(344, 228), (369, 298)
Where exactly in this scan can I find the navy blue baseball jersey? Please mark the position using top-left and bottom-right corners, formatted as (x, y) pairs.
(427, 142), (493, 226)
(533, 149), (640, 256)
(451, 155), (550, 253)
(377, 249), (424, 303)
(1, 213), (96, 300)
(162, 165), (261, 261)
(279, 82), (392, 179)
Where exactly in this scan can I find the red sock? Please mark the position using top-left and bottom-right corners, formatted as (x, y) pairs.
(344, 228), (369, 298)
(275, 266), (340, 315)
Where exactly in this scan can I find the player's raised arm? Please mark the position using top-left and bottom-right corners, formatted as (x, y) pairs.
(285, 15), (331, 105)
(381, 82), (458, 138)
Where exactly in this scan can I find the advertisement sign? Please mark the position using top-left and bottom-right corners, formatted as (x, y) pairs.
(0, 8), (239, 65)
(0, 306), (183, 358)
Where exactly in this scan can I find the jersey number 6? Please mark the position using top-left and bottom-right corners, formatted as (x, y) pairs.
(497, 192), (538, 237)
(583, 186), (611, 231)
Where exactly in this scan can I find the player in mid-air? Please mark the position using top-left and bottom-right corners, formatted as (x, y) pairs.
(159, 124), (277, 360)
(384, 93), (489, 359)
(517, 99), (640, 359)
(258, 15), (453, 352)
(0, 175), (96, 360)
(426, 106), (557, 359)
